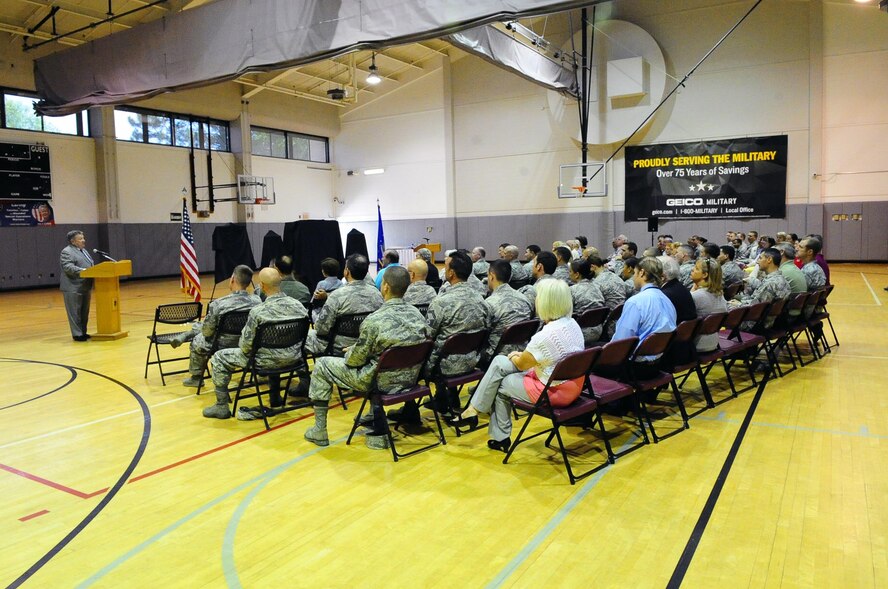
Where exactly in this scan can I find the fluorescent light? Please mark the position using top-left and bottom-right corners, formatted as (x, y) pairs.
(363, 168), (385, 175)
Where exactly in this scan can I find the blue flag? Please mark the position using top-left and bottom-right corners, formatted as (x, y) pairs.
(376, 203), (385, 271)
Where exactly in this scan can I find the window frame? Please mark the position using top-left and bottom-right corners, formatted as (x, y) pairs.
(250, 125), (329, 163)
(1, 88), (90, 137)
(113, 105), (230, 152)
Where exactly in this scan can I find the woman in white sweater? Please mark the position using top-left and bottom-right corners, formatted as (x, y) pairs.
(690, 258), (728, 352)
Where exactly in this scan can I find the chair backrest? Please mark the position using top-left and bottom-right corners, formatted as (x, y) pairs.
(253, 318), (310, 351)
(574, 306), (610, 330)
(377, 340), (435, 373)
(331, 312), (372, 339)
(633, 331), (675, 359)
(697, 312), (727, 337)
(217, 309), (250, 338)
(495, 318), (541, 353)
(672, 318), (702, 345)
(741, 301), (769, 325)
(724, 282), (743, 301)
(475, 272), (488, 281)
(607, 302), (625, 325)
(413, 303), (430, 318)
(593, 337), (639, 371)
(155, 302), (202, 325)
(509, 276), (531, 290)
(546, 347), (601, 384)
(440, 329), (489, 357)
(721, 306), (748, 333)
(786, 292), (808, 313)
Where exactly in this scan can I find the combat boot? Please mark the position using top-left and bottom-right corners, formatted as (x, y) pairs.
(203, 388), (232, 419)
(304, 403), (330, 446)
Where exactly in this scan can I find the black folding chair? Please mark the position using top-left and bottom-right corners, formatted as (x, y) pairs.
(195, 309), (250, 396)
(346, 340), (443, 462)
(429, 330), (489, 436)
(504, 348), (609, 485)
(229, 318), (310, 430)
(314, 311), (373, 409)
(144, 301), (202, 385)
(413, 303), (430, 318)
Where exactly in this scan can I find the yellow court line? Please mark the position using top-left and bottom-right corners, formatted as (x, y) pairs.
(860, 272), (883, 306)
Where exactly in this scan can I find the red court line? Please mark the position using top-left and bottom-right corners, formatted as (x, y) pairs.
(0, 463), (92, 499)
(19, 509), (50, 522)
(1, 405), (327, 499)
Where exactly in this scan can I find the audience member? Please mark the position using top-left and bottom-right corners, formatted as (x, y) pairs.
(552, 246), (573, 283)
(798, 237), (827, 291)
(690, 258), (727, 352)
(471, 247), (489, 276)
(569, 257), (606, 345)
(416, 247), (442, 291)
(481, 259), (534, 366)
(403, 258), (437, 306)
(518, 250), (557, 309)
(674, 244), (696, 288)
(375, 249), (401, 290)
(718, 245), (746, 287)
(257, 255), (311, 306)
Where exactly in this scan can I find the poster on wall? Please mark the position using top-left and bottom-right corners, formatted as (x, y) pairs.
(0, 142), (52, 200)
(0, 200), (55, 226)
(624, 135), (787, 221)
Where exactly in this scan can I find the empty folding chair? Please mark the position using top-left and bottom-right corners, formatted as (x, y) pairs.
(144, 301), (203, 385)
(626, 331), (688, 442)
(428, 330), (489, 436)
(718, 302), (769, 391)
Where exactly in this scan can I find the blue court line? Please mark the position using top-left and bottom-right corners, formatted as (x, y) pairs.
(76, 439), (342, 588)
(695, 413), (888, 439)
(484, 436), (638, 589)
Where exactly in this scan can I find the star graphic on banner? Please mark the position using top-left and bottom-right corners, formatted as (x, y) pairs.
(695, 180), (707, 192)
(689, 184), (696, 192)
(708, 184), (716, 191)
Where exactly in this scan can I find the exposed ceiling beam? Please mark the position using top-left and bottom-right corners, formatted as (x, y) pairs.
(17, 0), (132, 23)
(236, 78), (349, 108)
(0, 21), (81, 45)
(241, 69), (295, 99)
(417, 41), (450, 56)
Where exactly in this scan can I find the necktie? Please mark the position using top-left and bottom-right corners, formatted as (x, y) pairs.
(82, 249), (94, 265)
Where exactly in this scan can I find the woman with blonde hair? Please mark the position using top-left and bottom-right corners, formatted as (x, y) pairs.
(690, 257), (727, 352)
(451, 279), (584, 452)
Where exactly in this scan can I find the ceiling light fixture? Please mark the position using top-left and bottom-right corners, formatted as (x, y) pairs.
(367, 53), (382, 85)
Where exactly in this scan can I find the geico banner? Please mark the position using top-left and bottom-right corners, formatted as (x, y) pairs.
(624, 135), (787, 221)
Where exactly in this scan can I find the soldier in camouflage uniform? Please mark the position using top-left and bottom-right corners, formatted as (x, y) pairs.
(255, 255), (311, 306)
(589, 255), (630, 339)
(675, 244), (697, 288)
(552, 247), (573, 284)
(471, 247), (490, 276)
(568, 257), (607, 345)
(518, 251), (557, 311)
(438, 270), (487, 297)
(504, 245), (529, 282)
(173, 265), (260, 387)
(403, 259), (437, 306)
(482, 260), (534, 366)
(799, 238), (827, 291)
(391, 250), (490, 422)
(718, 245), (746, 288)
(304, 266), (432, 447)
(203, 268), (308, 419)
(732, 248), (791, 329)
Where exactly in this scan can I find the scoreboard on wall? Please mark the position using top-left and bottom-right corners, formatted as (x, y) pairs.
(0, 142), (52, 200)
(0, 142), (55, 227)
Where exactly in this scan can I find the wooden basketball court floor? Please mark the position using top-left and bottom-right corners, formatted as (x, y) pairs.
(1, 264), (886, 588)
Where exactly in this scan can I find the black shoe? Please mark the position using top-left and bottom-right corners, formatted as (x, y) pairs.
(487, 438), (511, 453)
(268, 394), (284, 408)
(357, 413), (375, 426)
(73, 335), (88, 342)
(446, 414), (478, 430)
(387, 404), (422, 425)
(84, 334), (92, 339)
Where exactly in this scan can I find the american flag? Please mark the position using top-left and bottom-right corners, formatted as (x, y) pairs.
(180, 200), (201, 302)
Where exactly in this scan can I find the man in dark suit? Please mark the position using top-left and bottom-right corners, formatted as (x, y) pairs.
(59, 230), (95, 341)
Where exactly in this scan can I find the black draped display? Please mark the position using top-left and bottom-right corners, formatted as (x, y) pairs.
(345, 228), (369, 259)
(283, 220), (344, 292)
(260, 230), (284, 269)
(212, 224), (256, 284)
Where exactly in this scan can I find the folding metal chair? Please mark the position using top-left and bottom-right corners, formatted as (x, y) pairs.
(574, 306), (610, 345)
(229, 318), (310, 430)
(723, 282), (743, 301)
(809, 285), (838, 349)
(195, 309), (250, 396)
(684, 312), (738, 404)
(429, 330), (489, 436)
(413, 303), (430, 318)
(346, 340), (443, 462)
(315, 311), (373, 409)
(504, 347), (608, 485)
(659, 318), (714, 417)
(718, 302), (770, 391)
(491, 318), (541, 358)
(144, 301), (202, 385)
(601, 302), (625, 342)
(627, 331), (688, 443)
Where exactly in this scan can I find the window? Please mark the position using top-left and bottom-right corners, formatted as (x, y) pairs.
(1, 90), (89, 137)
(251, 126), (329, 163)
(114, 106), (230, 151)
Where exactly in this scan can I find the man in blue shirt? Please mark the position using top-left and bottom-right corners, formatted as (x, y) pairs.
(374, 249), (401, 290)
(613, 257), (677, 363)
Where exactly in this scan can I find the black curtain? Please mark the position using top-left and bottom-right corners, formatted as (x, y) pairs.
(345, 228), (368, 258)
(283, 220), (344, 291)
(212, 224), (256, 284)
(260, 230), (284, 269)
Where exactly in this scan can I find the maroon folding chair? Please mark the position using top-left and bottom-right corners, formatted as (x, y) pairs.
(807, 286), (836, 354)
(491, 319), (541, 358)
(723, 282), (743, 301)
(660, 318), (714, 418)
(758, 297), (794, 378)
(628, 331), (688, 442)
(687, 312), (738, 403)
(719, 302), (768, 392)
(587, 337), (647, 459)
(429, 330), (489, 435)
(503, 348), (607, 484)
(602, 302), (625, 341)
(346, 340), (442, 461)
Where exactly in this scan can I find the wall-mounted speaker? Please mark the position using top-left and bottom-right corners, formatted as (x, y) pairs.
(647, 217), (659, 233)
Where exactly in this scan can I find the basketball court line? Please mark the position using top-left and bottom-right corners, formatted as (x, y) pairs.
(860, 272), (882, 306)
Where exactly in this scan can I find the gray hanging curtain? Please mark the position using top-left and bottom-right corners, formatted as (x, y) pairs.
(34, 0), (604, 116)
(448, 25), (578, 98)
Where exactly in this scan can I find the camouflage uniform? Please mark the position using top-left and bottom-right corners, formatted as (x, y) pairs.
(306, 279), (383, 355)
(482, 283), (534, 364)
(308, 299), (432, 402)
(256, 276), (311, 306)
(738, 270), (791, 329)
(552, 265), (572, 284)
(438, 273), (487, 297)
(801, 261), (826, 291)
(721, 261), (746, 287)
(210, 293), (308, 389)
(509, 261), (530, 282)
(427, 282), (490, 376)
(571, 278), (606, 345)
(679, 261), (695, 289)
(610, 259), (625, 278)
(187, 290), (261, 376)
(472, 259), (490, 276)
(593, 270), (629, 339)
(403, 280), (437, 306)
(518, 274), (553, 312)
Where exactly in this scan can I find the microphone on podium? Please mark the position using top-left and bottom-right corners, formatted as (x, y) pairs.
(93, 248), (118, 262)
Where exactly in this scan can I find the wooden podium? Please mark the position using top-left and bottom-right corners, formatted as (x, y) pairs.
(81, 260), (133, 341)
(414, 242), (442, 262)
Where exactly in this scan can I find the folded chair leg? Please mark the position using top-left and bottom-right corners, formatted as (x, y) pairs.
(694, 366), (715, 408)
(594, 410), (616, 464)
(551, 424), (577, 485)
(720, 358), (738, 398)
(346, 397), (371, 445)
(670, 379), (690, 429)
(635, 394), (658, 443)
(503, 409), (537, 465)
